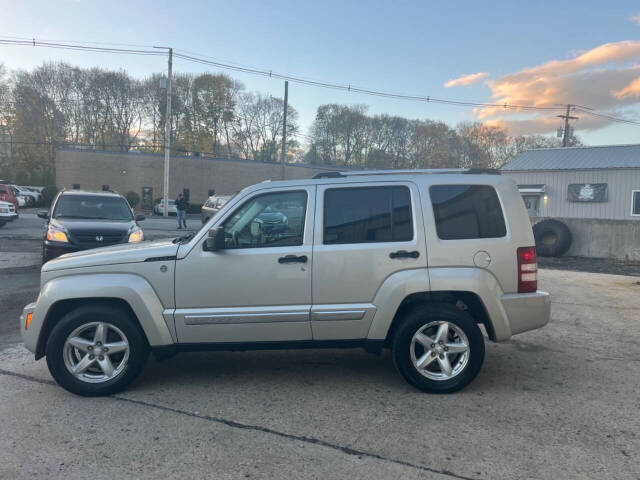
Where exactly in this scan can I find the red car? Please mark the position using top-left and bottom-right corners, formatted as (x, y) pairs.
(0, 183), (19, 213)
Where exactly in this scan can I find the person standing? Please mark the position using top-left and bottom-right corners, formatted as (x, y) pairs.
(176, 193), (188, 229)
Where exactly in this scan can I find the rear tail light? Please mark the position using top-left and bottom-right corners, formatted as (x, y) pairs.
(517, 246), (537, 293)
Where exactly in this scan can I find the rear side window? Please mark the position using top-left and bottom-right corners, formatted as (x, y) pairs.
(324, 186), (413, 244)
(430, 185), (506, 240)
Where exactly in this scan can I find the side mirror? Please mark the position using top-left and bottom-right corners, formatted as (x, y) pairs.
(203, 226), (226, 252)
(37, 210), (49, 219)
(135, 214), (146, 222)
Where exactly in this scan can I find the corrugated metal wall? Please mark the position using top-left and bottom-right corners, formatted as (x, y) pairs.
(503, 169), (640, 220)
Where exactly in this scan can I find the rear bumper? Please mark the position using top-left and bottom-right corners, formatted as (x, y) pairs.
(501, 290), (551, 336)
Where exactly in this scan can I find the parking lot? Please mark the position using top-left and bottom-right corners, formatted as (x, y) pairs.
(1, 212), (639, 479)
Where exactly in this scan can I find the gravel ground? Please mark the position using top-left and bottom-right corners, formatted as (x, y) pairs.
(538, 255), (640, 277)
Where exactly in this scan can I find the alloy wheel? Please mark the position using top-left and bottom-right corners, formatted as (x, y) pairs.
(410, 320), (470, 381)
(63, 322), (130, 383)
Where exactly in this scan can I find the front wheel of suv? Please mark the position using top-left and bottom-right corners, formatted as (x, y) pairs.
(392, 303), (485, 394)
(45, 304), (149, 396)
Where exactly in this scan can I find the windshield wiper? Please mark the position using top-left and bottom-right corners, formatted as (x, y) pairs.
(173, 231), (195, 244)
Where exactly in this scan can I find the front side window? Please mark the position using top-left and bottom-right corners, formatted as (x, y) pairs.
(632, 191), (640, 216)
(53, 195), (133, 221)
(430, 185), (506, 240)
(324, 186), (413, 244)
(222, 190), (307, 249)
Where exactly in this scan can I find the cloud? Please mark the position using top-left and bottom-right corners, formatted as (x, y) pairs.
(613, 77), (640, 98)
(444, 72), (489, 88)
(475, 41), (640, 135)
(632, 12), (640, 25)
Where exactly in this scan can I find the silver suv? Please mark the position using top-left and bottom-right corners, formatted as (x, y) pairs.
(21, 169), (550, 396)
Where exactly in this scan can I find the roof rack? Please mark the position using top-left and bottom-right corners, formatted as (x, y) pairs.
(312, 168), (500, 179)
(312, 171), (346, 179)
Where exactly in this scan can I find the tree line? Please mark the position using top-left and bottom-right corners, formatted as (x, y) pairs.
(0, 61), (580, 184)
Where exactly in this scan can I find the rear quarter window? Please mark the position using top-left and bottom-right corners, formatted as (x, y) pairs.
(429, 185), (506, 240)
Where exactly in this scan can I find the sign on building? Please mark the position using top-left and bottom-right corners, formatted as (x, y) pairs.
(567, 183), (608, 202)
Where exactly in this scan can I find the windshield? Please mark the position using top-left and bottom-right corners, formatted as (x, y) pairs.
(53, 195), (133, 221)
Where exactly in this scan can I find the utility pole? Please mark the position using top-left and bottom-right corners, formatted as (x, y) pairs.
(155, 46), (173, 217)
(280, 80), (288, 180)
(557, 104), (578, 147)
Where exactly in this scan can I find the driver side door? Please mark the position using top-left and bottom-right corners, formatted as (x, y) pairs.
(174, 186), (315, 344)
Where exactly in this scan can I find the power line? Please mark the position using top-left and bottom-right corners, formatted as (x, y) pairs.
(572, 106), (640, 127)
(2, 37), (640, 128)
(0, 36), (564, 112)
(0, 38), (163, 56)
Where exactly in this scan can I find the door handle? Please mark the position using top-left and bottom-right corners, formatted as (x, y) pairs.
(389, 250), (420, 259)
(278, 255), (308, 264)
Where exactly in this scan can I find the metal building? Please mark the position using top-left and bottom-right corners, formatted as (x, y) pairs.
(501, 144), (640, 261)
(502, 144), (640, 220)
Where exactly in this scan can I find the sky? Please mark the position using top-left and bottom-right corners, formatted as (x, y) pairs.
(1, 0), (640, 146)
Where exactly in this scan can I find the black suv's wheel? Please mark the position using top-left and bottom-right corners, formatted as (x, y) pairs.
(45, 304), (149, 396)
(392, 303), (485, 394)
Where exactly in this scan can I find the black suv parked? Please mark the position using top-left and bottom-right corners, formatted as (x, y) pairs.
(38, 190), (145, 263)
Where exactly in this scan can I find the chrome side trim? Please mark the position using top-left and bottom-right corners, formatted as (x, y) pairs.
(311, 310), (366, 322)
(179, 305), (311, 325)
(310, 304), (375, 322)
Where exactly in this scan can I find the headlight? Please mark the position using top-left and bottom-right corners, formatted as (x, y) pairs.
(46, 225), (69, 243)
(0, 207), (8, 213)
(128, 227), (144, 243)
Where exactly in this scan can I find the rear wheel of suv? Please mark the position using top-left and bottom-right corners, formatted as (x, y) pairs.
(392, 303), (485, 394)
(45, 304), (149, 396)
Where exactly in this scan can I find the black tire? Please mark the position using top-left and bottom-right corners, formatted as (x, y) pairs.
(533, 219), (572, 257)
(45, 303), (149, 396)
(0, 221), (5, 228)
(392, 303), (485, 394)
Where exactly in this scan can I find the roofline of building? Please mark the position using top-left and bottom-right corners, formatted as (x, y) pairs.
(502, 166), (640, 172)
(520, 143), (640, 153)
(55, 147), (355, 172)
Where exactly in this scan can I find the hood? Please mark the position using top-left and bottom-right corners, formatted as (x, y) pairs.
(42, 238), (179, 272)
(53, 218), (134, 233)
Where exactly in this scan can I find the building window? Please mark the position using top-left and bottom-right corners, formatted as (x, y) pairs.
(323, 186), (413, 245)
(102, 185), (110, 191)
(632, 191), (640, 216)
(72, 184), (80, 190)
(430, 185), (506, 240)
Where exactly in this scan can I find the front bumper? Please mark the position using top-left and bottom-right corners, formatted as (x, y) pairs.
(20, 302), (38, 354)
(501, 290), (551, 336)
(43, 240), (83, 261)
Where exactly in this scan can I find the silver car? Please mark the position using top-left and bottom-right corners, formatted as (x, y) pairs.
(21, 169), (550, 396)
(201, 195), (231, 224)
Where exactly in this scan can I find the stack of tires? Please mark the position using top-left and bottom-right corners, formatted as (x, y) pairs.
(532, 219), (572, 257)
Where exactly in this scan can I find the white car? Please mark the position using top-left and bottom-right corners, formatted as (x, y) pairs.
(154, 199), (177, 216)
(0, 200), (17, 226)
(12, 185), (39, 206)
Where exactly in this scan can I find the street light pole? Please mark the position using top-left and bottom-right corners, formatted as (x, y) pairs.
(155, 46), (173, 217)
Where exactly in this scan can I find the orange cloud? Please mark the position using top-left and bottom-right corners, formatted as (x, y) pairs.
(475, 41), (640, 134)
(613, 77), (640, 98)
(444, 72), (488, 88)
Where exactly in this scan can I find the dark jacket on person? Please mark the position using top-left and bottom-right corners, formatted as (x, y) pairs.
(176, 197), (188, 211)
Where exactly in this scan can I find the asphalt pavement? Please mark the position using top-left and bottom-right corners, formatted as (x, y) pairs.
(1, 212), (639, 479)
